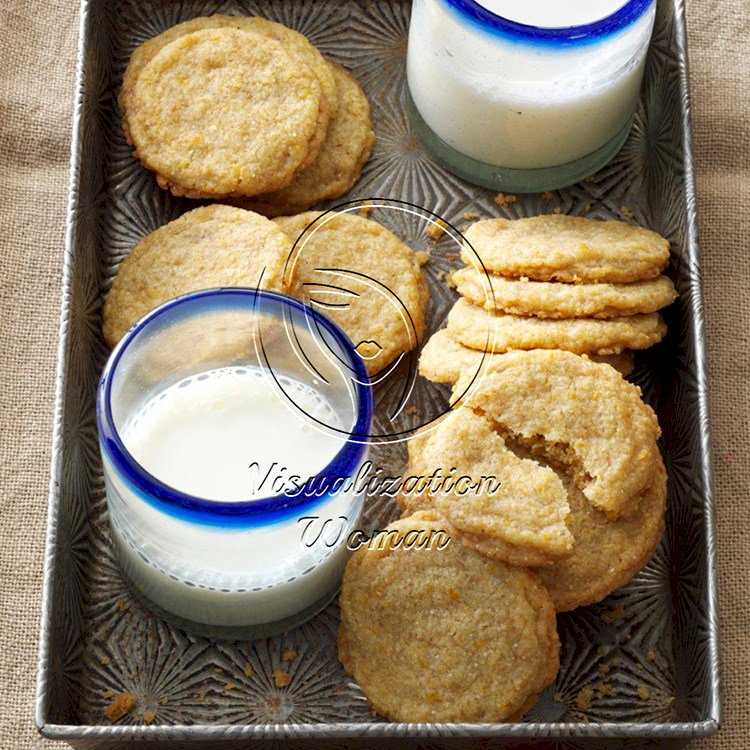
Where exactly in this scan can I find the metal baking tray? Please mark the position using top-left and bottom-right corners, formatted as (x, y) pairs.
(36, 0), (720, 746)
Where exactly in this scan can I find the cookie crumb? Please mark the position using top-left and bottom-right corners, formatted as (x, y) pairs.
(598, 663), (611, 678)
(104, 689), (116, 699)
(462, 211), (480, 220)
(600, 605), (624, 624)
(540, 191), (554, 202)
(283, 649), (297, 662)
(426, 218), (449, 240)
(115, 598), (129, 612)
(224, 682), (237, 692)
(244, 662), (255, 677)
(359, 200), (374, 217)
(494, 192), (517, 207)
(646, 649), (656, 662)
(583, 201), (593, 212)
(104, 692), (136, 722)
(637, 685), (650, 701)
(575, 687), (594, 710)
(597, 682), (617, 699)
(406, 406), (418, 416)
(143, 710), (155, 724)
(620, 205), (634, 219)
(273, 670), (292, 688)
(553, 691), (564, 703)
(160, 697), (169, 706)
(553, 206), (562, 214)
(100, 656), (110, 666)
(416, 249), (431, 266)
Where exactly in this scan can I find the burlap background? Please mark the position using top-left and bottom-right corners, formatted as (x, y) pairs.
(0, 0), (746, 747)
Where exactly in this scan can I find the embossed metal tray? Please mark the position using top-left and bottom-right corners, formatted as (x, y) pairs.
(36, 0), (720, 746)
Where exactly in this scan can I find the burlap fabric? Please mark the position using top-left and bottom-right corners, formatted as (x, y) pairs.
(0, 0), (746, 747)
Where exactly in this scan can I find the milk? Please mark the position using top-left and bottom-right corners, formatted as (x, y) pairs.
(407, 0), (656, 171)
(107, 366), (363, 629)
(122, 367), (345, 502)
(472, 0), (629, 27)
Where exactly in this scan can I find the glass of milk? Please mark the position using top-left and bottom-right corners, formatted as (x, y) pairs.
(97, 288), (373, 637)
(406, 0), (657, 191)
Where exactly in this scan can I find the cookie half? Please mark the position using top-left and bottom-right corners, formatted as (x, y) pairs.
(338, 511), (560, 722)
(127, 28), (322, 198)
(419, 329), (635, 383)
(274, 211), (428, 375)
(244, 62), (375, 217)
(454, 350), (662, 518)
(103, 205), (291, 346)
(400, 408), (573, 567)
(447, 298), (666, 355)
(452, 267), (678, 319)
(538, 461), (667, 611)
(463, 215), (671, 283)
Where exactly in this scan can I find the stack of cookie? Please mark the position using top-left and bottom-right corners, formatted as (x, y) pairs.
(339, 350), (667, 723)
(420, 215), (677, 382)
(402, 350), (667, 612)
(120, 15), (374, 216)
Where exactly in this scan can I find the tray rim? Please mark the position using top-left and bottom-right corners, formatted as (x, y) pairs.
(34, 0), (722, 740)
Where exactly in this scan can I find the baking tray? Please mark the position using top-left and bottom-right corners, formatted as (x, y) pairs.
(35, 0), (720, 746)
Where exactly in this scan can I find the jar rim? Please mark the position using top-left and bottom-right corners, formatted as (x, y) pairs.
(97, 288), (373, 527)
(440, 0), (654, 45)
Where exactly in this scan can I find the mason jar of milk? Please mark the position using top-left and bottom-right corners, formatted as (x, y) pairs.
(407, 0), (657, 191)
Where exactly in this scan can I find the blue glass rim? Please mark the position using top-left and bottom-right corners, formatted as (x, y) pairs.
(97, 288), (373, 528)
(440, 0), (654, 45)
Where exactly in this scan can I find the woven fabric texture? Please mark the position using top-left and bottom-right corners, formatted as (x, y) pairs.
(0, 0), (746, 746)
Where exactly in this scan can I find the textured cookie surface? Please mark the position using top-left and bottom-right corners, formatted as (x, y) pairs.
(538, 461), (667, 611)
(452, 267), (678, 319)
(448, 298), (666, 355)
(121, 15), (336, 178)
(245, 63), (374, 217)
(103, 205), (291, 346)
(419, 329), (635, 383)
(463, 216), (671, 283)
(274, 211), (427, 375)
(400, 409), (573, 567)
(127, 28), (322, 197)
(454, 350), (662, 518)
(338, 511), (560, 722)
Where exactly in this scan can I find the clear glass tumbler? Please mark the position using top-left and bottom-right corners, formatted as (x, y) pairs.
(406, 0), (657, 191)
(97, 288), (373, 638)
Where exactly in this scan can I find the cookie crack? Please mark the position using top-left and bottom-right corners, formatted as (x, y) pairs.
(470, 406), (593, 498)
